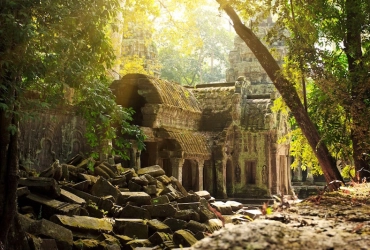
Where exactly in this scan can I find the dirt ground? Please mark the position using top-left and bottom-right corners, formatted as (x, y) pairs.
(191, 183), (370, 250)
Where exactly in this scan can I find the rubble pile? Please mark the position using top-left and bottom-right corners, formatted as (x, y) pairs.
(16, 155), (243, 250)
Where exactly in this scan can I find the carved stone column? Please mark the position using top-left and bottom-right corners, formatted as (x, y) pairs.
(170, 158), (185, 184)
(197, 159), (205, 191)
(131, 141), (141, 171)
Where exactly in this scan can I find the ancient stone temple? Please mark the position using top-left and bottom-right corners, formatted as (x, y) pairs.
(110, 73), (291, 199)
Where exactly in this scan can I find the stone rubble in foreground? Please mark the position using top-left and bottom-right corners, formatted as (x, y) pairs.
(16, 155), (256, 249)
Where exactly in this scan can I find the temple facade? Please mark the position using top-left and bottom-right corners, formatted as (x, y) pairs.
(110, 73), (291, 199)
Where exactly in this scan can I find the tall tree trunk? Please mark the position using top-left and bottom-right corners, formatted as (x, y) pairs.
(217, 1), (343, 186)
(345, 0), (370, 180)
(0, 86), (20, 248)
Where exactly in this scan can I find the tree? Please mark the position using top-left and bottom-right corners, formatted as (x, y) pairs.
(216, 0), (344, 185)
(0, 0), (144, 248)
(156, 0), (234, 85)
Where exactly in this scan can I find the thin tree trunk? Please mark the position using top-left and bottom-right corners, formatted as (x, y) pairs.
(217, 0), (343, 186)
(0, 87), (20, 248)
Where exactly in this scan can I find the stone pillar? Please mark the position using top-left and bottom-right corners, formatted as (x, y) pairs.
(197, 160), (205, 191)
(131, 141), (141, 171)
(170, 158), (185, 184)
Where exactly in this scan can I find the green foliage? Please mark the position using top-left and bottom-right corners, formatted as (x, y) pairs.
(156, 0), (234, 85)
(0, 0), (145, 160)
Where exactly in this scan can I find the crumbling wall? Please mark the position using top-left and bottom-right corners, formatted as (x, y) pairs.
(19, 107), (89, 172)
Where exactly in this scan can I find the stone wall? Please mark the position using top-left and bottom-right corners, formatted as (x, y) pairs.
(19, 106), (89, 172)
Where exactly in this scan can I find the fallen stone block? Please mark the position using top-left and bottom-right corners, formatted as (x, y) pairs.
(143, 185), (157, 195)
(198, 203), (217, 222)
(131, 176), (149, 186)
(26, 193), (80, 219)
(109, 176), (127, 188)
(148, 232), (173, 246)
(50, 215), (113, 238)
(91, 177), (120, 201)
(96, 233), (122, 248)
(119, 204), (151, 219)
(40, 238), (58, 250)
(142, 203), (177, 218)
(186, 220), (208, 235)
(143, 174), (157, 185)
(195, 190), (211, 200)
(62, 185), (113, 213)
(173, 229), (198, 247)
(171, 176), (188, 196)
(204, 218), (223, 233)
(174, 209), (200, 221)
(17, 186), (30, 197)
(117, 192), (151, 206)
(151, 195), (170, 205)
(28, 218), (73, 250)
(211, 201), (233, 215)
(128, 180), (143, 191)
(226, 200), (244, 211)
(73, 239), (99, 249)
(237, 208), (262, 219)
(177, 194), (200, 203)
(147, 219), (172, 234)
(77, 173), (98, 184)
(126, 239), (152, 249)
(137, 165), (165, 177)
(113, 218), (146, 236)
(71, 180), (91, 192)
(163, 218), (187, 232)
(60, 188), (86, 206)
(156, 175), (172, 185)
(177, 202), (200, 211)
(19, 177), (61, 198)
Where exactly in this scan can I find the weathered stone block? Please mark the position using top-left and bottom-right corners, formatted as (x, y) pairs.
(195, 190), (211, 200)
(163, 218), (188, 232)
(17, 186), (30, 197)
(119, 204), (151, 219)
(26, 193), (80, 219)
(19, 177), (61, 198)
(137, 165), (165, 177)
(71, 180), (91, 192)
(143, 185), (157, 195)
(126, 239), (152, 249)
(225, 200), (244, 211)
(91, 177), (120, 200)
(113, 218), (145, 235)
(186, 220), (207, 234)
(198, 204), (217, 222)
(28, 218), (73, 250)
(128, 180), (142, 191)
(177, 194), (200, 203)
(131, 176), (149, 186)
(143, 174), (157, 185)
(151, 195), (170, 205)
(171, 176), (188, 196)
(156, 175), (172, 184)
(204, 218), (223, 233)
(60, 188), (86, 205)
(116, 192), (151, 206)
(211, 201), (233, 215)
(50, 215), (113, 238)
(147, 219), (172, 234)
(109, 176), (127, 188)
(174, 209), (200, 221)
(178, 202), (200, 211)
(173, 229), (198, 247)
(142, 203), (177, 218)
(148, 232), (173, 246)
